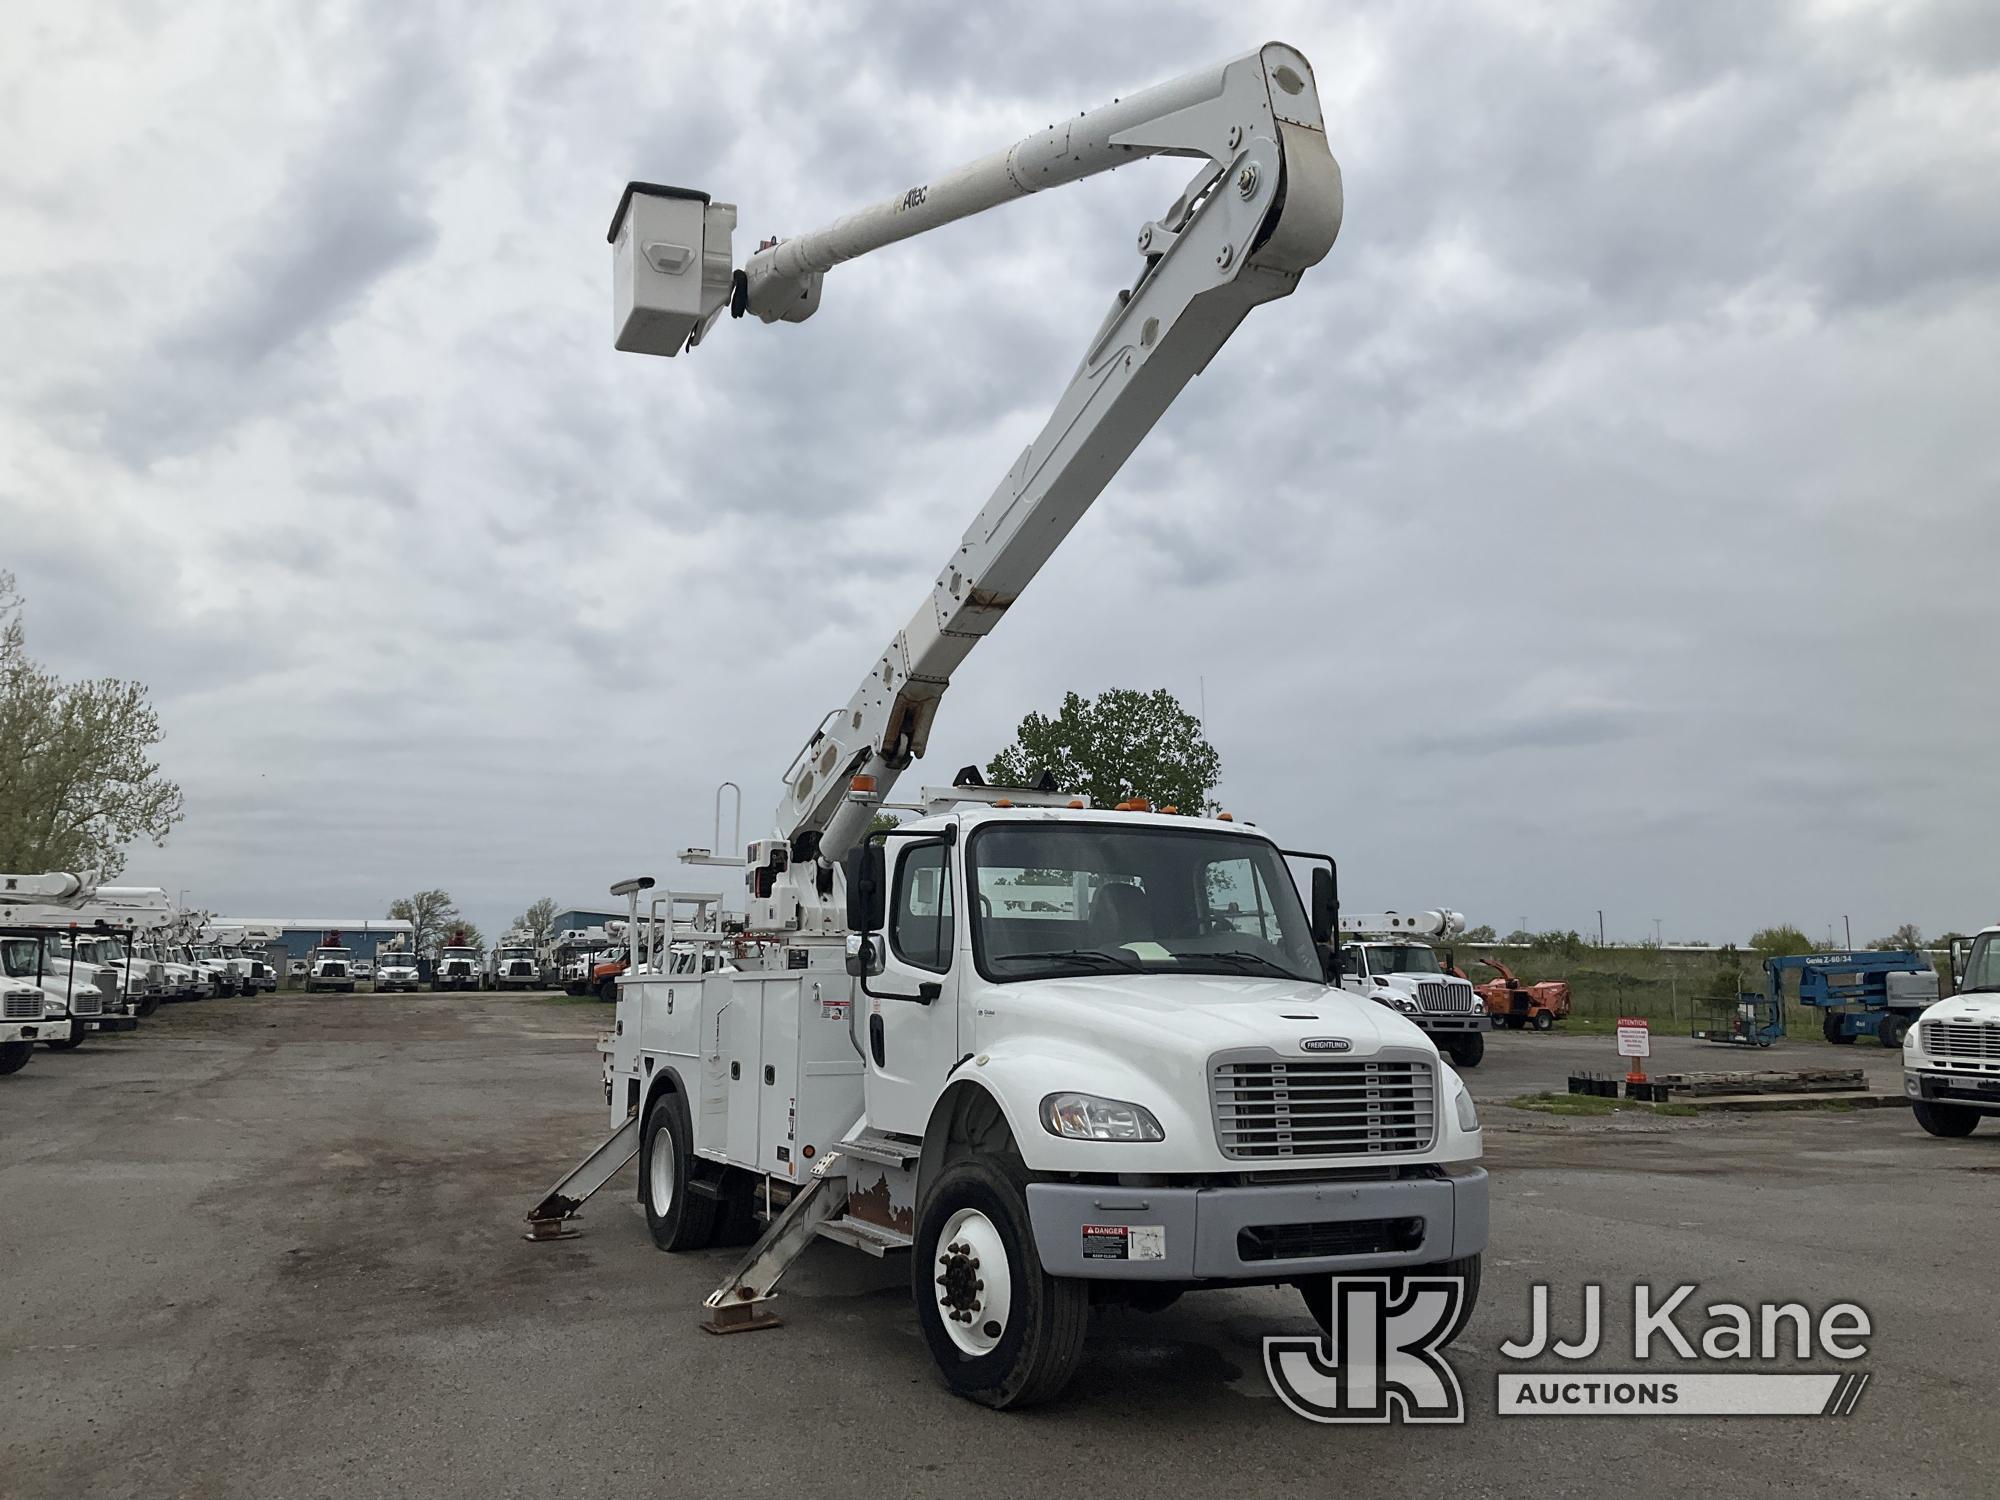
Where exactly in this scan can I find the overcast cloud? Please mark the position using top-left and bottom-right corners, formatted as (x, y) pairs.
(3, 0), (1995, 945)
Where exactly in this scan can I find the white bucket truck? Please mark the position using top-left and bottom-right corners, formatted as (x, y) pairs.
(489, 931), (540, 991)
(530, 43), (1486, 1410)
(1336, 911), (1488, 1068)
(1904, 924), (2000, 1137)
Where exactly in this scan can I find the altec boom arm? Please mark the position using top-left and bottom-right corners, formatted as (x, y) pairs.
(613, 43), (1341, 889)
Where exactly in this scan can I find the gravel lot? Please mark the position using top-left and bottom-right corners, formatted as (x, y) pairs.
(4, 994), (1992, 1499)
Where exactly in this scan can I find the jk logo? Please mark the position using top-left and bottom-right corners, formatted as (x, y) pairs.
(1264, 1277), (1468, 1424)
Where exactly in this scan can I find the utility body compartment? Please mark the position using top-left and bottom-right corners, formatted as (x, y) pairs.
(617, 944), (863, 1184)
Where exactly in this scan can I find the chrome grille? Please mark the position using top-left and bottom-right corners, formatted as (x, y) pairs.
(70, 988), (104, 1017)
(505, 961), (532, 977)
(1210, 1053), (1437, 1159)
(3, 991), (39, 1020)
(1923, 1021), (2000, 1060)
(1417, 981), (1477, 1014)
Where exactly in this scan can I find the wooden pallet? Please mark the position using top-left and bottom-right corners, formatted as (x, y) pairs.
(1650, 1068), (1868, 1098)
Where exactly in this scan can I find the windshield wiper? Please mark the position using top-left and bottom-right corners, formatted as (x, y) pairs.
(992, 948), (1145, 973)
(1190, 949), (1307, 979)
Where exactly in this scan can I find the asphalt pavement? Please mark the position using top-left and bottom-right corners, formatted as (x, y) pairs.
(2, 994), (1990, 1499)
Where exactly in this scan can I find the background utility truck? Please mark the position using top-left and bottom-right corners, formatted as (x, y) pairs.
(432, 939), (482, 993)
(375, 946), (421, 994)
(489, 932), (541, 991)
(1903, 924), (2000, 1137)
(530, 43), (1487, 1411)
(304, 943), (357, 994)
(1337, 911), (1488, 1067)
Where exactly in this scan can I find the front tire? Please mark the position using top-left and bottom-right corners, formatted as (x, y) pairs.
(1531, 1011), (1554, 1031)
(135, 994), (160, 1018)
(1297, 1253), (1482, 1348)
(597, 978), (618, 1005)
(1445, 1032), (1484, 1068)
(1877, 1014), (1909, 1049)
(912, 1156), (1089, 1409)
(45, 1021), (87, 1052)
(0, 1040), (32, 1074)
(1912, 1100), (1980, 1138)
(1824, 1014), (1855, 1045)
(641, 1093), (717, 1250)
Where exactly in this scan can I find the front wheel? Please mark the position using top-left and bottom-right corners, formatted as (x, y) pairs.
(597, 978), (618, 1004)
(1297, 1253), (1482, 1348)
(1877, 1014), (1908, 1049)
(135, 994), (160, 1018)
(45, 1021), (87, 1052)
(912, 1156), (1089, 1409)
(1445, 1031), (1484, 1068)
(1824, 1014), (1855, 1045)
(0, 1040), (32, 1075)
(1531, 1011), (1554, 1031)
(1912, 1100), (1981, 1138)
(641, 1094), (717, 1250)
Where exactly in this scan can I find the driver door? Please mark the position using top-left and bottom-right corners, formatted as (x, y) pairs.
(864, 837), (962, 1137)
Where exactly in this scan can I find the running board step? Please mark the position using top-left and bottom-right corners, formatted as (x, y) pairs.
(836, 1129), (923, 1168)
(523, 1113), (641, 1240)
(816, 1214), (914, 1257)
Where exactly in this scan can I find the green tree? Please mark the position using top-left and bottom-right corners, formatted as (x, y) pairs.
(512, 897), (559, 946)
(1868, 922), (1923, 952)
(1748, 924), (1817, 957)
(1533, 929), (1584, 957)
(389, 889), (462, 957)
(986, 688), (1221, 812)
(0, 570), (184, 877)
(1503, 929), (1534, 944)
(867, 812), (901, 835)
(1463, 923), (1497, 943)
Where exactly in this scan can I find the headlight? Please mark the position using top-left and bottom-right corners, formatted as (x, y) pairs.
(1392, 995), (1420, 1013)
(1040, 1092), (1165, 1142)
(1454, 1084), (1480, 1132)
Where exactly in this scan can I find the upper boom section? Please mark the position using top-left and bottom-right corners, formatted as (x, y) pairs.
(611, 43), (1343, 904)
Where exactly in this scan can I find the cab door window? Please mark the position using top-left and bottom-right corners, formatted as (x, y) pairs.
(890, 842), (955, 973)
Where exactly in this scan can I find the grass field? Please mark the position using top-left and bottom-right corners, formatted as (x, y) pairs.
(1455, 942), (1790, 1033)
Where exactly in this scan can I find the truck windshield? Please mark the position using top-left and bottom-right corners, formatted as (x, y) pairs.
(968, 822), (1322, 984)
(380, 953), (413, 967)
(1360, 944), (1442, 976)
(2, 937), (43, 977)
(1964, 934), (2000, 993)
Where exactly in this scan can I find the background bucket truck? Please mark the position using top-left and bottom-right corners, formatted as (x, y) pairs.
(529, 42), (1487, 1411)
(1335, 911), (1488, 1067)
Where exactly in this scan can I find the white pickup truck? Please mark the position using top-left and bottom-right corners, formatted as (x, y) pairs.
(1904, 924), (2000, 1137)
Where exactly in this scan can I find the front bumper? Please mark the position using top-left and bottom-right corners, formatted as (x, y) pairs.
(1410, 1014), (1484, 1034)
(1026, 1167), (1489, 1281)
(5, 1019), (67, 1043)
(86, 1014), (140, 1033)
(1906, 1067), (2000, 1112)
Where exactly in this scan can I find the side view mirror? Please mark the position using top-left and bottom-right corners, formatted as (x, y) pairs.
(845, 842), (887, 934)
(1310, 866), (1335, 946)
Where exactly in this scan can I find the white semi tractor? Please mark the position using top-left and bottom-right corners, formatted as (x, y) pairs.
(1903, 924), (2000, 1137)
(532, 43), (1486, 1410)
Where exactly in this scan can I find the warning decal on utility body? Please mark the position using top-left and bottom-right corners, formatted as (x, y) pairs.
(1082, 1224), (1166, 1261)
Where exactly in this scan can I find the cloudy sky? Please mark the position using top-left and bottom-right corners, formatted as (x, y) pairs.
(4, 0), (1996, 945)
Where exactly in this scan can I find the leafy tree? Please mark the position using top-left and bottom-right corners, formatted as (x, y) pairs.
(986, 688), (1221, 812)
(1503, 929), (1534, 944)
(512, 897), (559, 946)
(389, 889), (462, 957)
(1533, 929), (1584, 957)
(0, 570), (184, 877)
(1868, 922), (1923, 952)
(867, 812), (901, 835)
(1748, 924), (1817, 957)
(1463, 923), (1497, 943)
